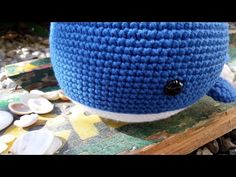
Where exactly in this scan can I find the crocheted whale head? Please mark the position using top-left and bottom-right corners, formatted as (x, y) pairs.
(50, 22), (236, 122)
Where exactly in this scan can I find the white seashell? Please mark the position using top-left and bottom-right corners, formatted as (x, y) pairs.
(0, 134), (16, 144)
(30, 90), (45, 96)
(8, 102), (32, 115)
(14, 114), (38, 128)
(58, 90), (70, 101)
(12, 129), (55, 155)
(21, 94), (54, 114)
(42, 91), (60, 101)
(0, 142), (8, 154)
(0, 111), (14, 131)
(30, 90), (60, 101)
(44, 136), (63, 155)
(221, 64), (235, 84)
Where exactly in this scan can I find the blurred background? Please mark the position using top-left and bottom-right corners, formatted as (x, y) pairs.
(0, 22), (50, 69)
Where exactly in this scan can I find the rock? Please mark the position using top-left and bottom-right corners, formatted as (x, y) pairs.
(32, 51), (41, 56)
(45, 53), (50, 58)
(2, 31), (18, 40)
(196, 147), (213, 155)
(0, 39), (3, 46)
(0, 72), (7, 82)
(205, 140), (219, 154)
(230, 129), (236, 140)
(19, 53), (35, 60)
(202, 147), (213, 155)
(5, 41), (13, 49)
(0, 49), (5, 60)
(39, 53), (46, 59)
(6, 50), (16, 58)
(21, 47), (29, 52)
(40, 39), (49, 45)
(43, 48), (50, 53)
(229, 149), (236, 155)
(2, 78), (16, 89)
(25, 34), (34, 42)
(196, 149), (203, 155)
(34, 43), (42, 49)
(37, 36), (43, 41)
(220, 137), (236, 152)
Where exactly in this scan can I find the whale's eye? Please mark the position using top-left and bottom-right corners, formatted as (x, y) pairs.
(164, 80), (183, 96)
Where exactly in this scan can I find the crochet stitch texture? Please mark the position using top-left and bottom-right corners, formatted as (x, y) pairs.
(50, 22), (234, 114)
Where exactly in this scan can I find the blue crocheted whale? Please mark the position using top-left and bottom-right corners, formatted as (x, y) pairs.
(50, 22), (236, 122)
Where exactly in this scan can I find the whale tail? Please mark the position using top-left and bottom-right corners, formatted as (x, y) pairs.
(207, 77), (236, 103)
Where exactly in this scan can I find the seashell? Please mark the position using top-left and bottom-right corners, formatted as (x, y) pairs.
(14, 114), (38, 128)
(44, 136), (63, 155)
(42, 91), (60, 101)
(21, 94), (54, 114)
(58, 90), (70, 101)
(8, 102), (32, 115)
(0, 142), (8, 154)
(30, 90), (45, 96)
(30, 90), (60, 101)
(0, 134), (16, 144)
(220, 64), (235, 84)
(12, 129), (54, 155)
(0, 111), (14, 131)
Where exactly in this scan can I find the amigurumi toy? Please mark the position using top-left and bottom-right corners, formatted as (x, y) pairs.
(50, 22), (236, 122)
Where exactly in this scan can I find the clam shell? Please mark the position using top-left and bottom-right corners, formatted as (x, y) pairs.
(8, 102), (32, 115)
(0, 142), (8, 154)
(30, 90), (60, 101)
(30, 90), (45, 96)
(58, 90), (70, 101)
(0, 134), (16, 144)
(12, 129), (55, 155)
(0, 111), (14, 131)
(21, 94), (54, 114)
(14, 114), (38, 128)
(42, 91), (60, 101)
(45, 136), (63, 155)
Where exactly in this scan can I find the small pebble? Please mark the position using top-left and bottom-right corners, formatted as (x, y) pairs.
(32, 51), (41, 56)
(6, 50), (16, 58)
(2, 78), (17, 89)
(0, 50), (5, 59)
(202, 147), (213, 155)
(41, 39), (49, 45)
(229, 149), (236, 155)
(220, 137), (236, 152)
(21, 47), (29, 52)
(230, 129), (236, 140)
(0, 72), (7, 82)
(205, 140), (219, 154)
(196, 149), (203, 155)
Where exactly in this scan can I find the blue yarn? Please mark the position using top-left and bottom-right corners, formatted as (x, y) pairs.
(50, 22), (235, 114)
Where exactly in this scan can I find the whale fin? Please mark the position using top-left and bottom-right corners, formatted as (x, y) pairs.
(207, 77), (236, 103)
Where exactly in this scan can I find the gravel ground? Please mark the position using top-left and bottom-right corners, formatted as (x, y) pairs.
(229, 22), (236, 30)
(0, 33), (49, 69)
(1, 24), (236, 155)
(0, 31), (49, 90)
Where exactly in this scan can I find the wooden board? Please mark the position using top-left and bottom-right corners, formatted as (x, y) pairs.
(124, 107), (236, 155)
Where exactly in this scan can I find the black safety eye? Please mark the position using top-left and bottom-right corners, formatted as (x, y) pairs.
(164, 80), (183, 96)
